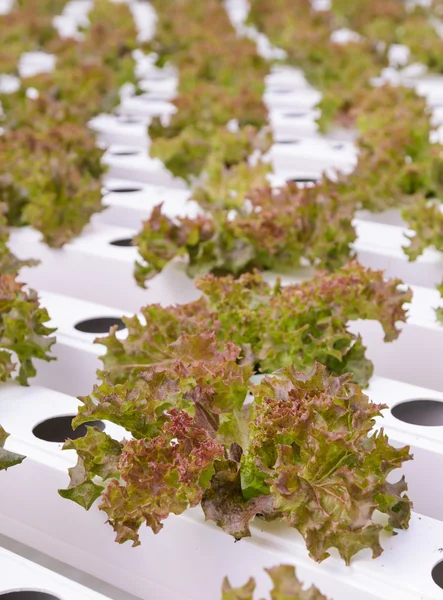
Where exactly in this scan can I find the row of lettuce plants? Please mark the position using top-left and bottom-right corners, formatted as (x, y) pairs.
(247, 0), (443, 316)
(133, 0), (358, 286)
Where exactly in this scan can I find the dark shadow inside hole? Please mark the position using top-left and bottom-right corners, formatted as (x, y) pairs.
(118, 116), (142, 124)
(110, 238), (134, 247)
(1, 594), (60, 600)
(74, 317), (126, 334)
(33, 416), (105, 443)
(391, 399), (443, 426)
(432, 560), (443, 589)
(276, 139), (301, 145)
(284, 112), (305, 118)
(271, 89), (293, 94)
(110, 149), (141, 156)
(289, 178), (319, 184)
(107, 187), (142, 193)
(332, 143), (344, 150)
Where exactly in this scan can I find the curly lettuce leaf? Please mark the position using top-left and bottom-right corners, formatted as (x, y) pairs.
(402, 199), (443, 261)
(99, 410), (224, 545)
(98, 263), (410, 389)
(241, 363), (412, 563)
(62, 357), (411, 562)
(0, 426), (25, 471)
(58, 427), (122, 510)
(86, 332), (252, 446)
(134, 179), (356, 288)
(222, 565), (329, 600)
(0, 0), (139, 249)
(265, 565), (329, 600)
(0, 203), (36, 275)
(202, 455), (277, 539)
(199, 261), (411, 382)
(0, 274), (56, 384)
(96, 298), (211, 386)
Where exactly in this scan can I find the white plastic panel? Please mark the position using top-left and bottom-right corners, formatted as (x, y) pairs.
(0, 546), (113, 600)
(8, 225), (200, 312)
(31, 291), (130, 397)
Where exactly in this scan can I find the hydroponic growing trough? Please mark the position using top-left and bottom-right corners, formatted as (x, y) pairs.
(3, 0), (443, 598)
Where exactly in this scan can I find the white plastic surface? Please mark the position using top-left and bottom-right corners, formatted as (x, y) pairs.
(8, 225), (200, 311)
(31, 291), (130, 397)
(350, 284), (443, 393)
(354, 219), (443, 289)
(18, 52), (56, 79)
(102, 145), (186, 188)
(89, 114), (151, 148)
(369, 376), (443, 522)
(0, 0), (14, 14)
(0, 74), (20, 94)
(0, 546), (112, 600)
(100, 178), (199, 229)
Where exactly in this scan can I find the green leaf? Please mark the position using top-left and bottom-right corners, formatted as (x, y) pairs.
(222, 565), (329, 600)
(402, 198), (443, 261)
(97, 263), (410, 391)
(59, 480), (104, 510)
(221, 578), (256, 600)
(0, 426), (25, 471)
(202, 458), (277, 540)
(266, 565), (329, 600)
(0, 274), (56, 385)
(135, 179), (357, 287)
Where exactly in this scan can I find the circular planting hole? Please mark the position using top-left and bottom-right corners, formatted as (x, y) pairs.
(332, 143), (344, 150)
(271, 89), (293, 94)
(284, 112), (305, 119)
(110, 237), (134, 247)
(110, 149), (141, 156)
(33, 416), (105, 443)
(74, 317), (126, 334)
(432, 560), (443, 589)
(391, 399), (443, 426)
